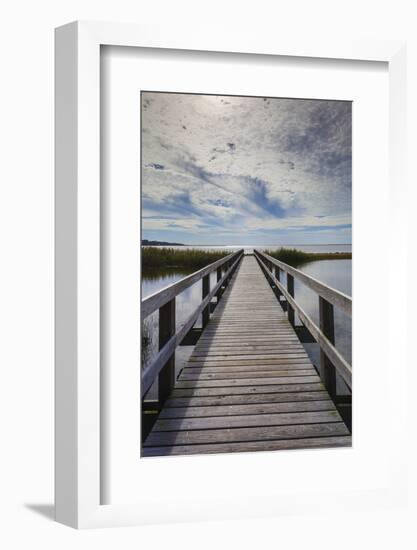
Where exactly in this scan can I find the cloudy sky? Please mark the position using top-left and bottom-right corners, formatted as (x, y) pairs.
(141, 92), (351, 245)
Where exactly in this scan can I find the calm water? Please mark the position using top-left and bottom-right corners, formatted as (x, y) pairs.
(142, 245), (352, 397)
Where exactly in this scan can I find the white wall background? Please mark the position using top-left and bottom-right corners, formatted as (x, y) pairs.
(0, 0), (416, 547)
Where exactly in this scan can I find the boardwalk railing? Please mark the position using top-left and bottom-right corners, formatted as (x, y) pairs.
(141, 249), (244, 403)
(254, 249), (352, 399)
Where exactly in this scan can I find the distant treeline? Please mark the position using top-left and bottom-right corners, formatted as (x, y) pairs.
(142, 239), (185, 246)
(142, 247), (231, 270)
(264, 247), (352, 267)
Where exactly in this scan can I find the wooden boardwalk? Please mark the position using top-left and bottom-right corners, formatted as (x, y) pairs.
(142, 256), (351, 457)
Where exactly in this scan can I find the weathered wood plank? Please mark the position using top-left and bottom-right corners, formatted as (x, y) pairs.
(188, 357), (309, 367)
(144, 422), (350, 447)
(159, 399), (336, 418)
(179, 369), (316, 380)
(193, 347), (303, 355)
(154, 410), (341, 432)
(320, 295), (337, 399)
(181, 361), (315, 378)
(142, 436), (352, 456)
(158, 297), (175, 405)
(171, 382), (325, 398)
(190, 357), (309, 365)
(164, 390), (331, 408)
(185, 359), (315, 368)
(175, 375), (320, 389)
(197, 337), (300, 344)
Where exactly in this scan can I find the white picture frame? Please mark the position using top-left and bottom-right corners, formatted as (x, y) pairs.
(55, 21), (407, 529)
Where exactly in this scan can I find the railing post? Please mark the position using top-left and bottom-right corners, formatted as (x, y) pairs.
(202, 274), (210, 327)
(319, 296), (336, 399)
(158, 297), (175, 406)
(227, 258), (233, 285)
(216, 266), (222, 300)
(287, 274), (295, 326)
(275, 266), (281, 299)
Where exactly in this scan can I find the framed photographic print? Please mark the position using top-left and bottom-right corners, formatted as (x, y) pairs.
(139, 90), (353, 459)
(55, 21), (407, 528)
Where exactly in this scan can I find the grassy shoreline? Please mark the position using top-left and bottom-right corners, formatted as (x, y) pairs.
(142, 246), (351, 271)
(142, 247), (231, 270)
(264, 247), (351, 267)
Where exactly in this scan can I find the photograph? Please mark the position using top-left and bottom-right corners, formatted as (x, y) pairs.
(1, 1), (409, 540)
(140, 91), (352, 457)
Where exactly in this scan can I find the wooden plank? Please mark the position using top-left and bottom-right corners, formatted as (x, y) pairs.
(142, 436), (352, 456)
(194, 341), (304, 347)
(183, 363), (314, 373)
(164, 390), (331, 408)
(179, 369), (316, 380)
(171, 382), (325, 398)
(175, 375), (320, 389)
(154, 410), (342, 432)
(188, 358), (311, 366)
(198, 334), (299, 340)
(204, 316), (288, 320)
(158, 297), (175, 405)
(287, 273), (295, 327)
(194, 346), (302, 353)
(190, 354), (309, 362)
(319, 295), (336, 398)
(193, 348), (308, 357)
(188, 355), (309, 365)
(189, 355), (312, 364)
(196, 338), (300, 345)
(202, 273), (210, 328)
(203, 329), (295, 333)
(144, 422), (350, 447)
(159, 399), (336, 418)
(192, 348), (304, 357)
(185, 361), (315, 369)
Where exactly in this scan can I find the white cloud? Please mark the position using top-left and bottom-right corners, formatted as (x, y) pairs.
(141, 92), (351, 244)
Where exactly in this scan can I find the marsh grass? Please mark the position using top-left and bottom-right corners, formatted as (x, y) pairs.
(142, 247), (231, 270)
(264, 247), (352, 267)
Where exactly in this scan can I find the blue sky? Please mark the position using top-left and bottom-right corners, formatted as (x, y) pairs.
(141, 93), (351, 245)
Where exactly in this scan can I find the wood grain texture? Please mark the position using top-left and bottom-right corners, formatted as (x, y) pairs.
(158, 399), (336, 418)
(143, 255), (351, 456)
(142, 436), (352, 456)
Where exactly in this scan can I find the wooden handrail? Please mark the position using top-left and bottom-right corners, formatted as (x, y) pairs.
(254, 249), (352, 316)
(142, 250), (243, 318)
(254, 249), (352, 391)
(141, 249), (244, 399)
